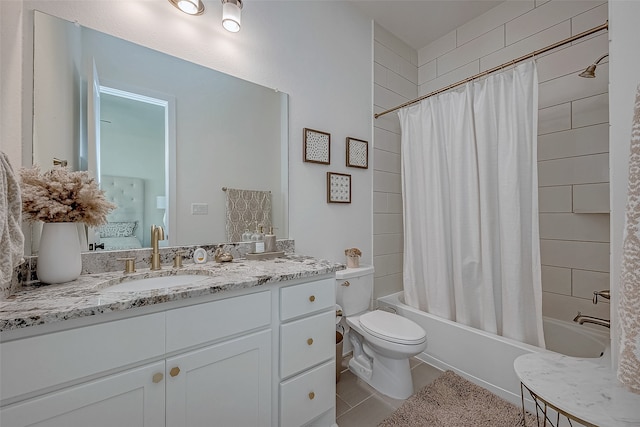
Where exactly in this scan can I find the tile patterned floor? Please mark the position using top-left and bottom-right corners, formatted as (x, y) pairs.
(335, 356), (443, 427)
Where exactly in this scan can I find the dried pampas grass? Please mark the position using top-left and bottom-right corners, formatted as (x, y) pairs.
(344, 247), (362, 257)
(20, 166), (116, 226)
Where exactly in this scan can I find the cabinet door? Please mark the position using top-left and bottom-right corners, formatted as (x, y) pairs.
(166, 330), (272, 427)
(0, 362), (165, 427)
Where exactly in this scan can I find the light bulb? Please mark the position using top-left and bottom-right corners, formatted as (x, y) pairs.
(178, 0), (199, 14)
(222, 0), (242, 32)
(168, 0), (204, 16)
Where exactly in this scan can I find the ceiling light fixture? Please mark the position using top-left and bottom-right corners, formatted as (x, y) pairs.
(169, 0), (205, 16)
(221, 0), (243, 33)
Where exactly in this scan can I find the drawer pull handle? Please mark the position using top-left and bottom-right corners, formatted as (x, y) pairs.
(307, 338), (314, 346)
(152, 373), (164, 383)
(309, 295), (316, 302)
(342, 281), (350, 287)
(308, 392), (315, 400)
(170, 367), (181, 377)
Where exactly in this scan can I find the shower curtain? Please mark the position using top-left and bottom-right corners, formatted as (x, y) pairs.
(398, 61), (545, 347)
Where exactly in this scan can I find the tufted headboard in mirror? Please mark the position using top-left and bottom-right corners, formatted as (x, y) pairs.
(99, 175), (145, 250)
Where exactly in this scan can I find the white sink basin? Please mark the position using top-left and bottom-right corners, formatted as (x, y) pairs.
(104, 274), (209, 292)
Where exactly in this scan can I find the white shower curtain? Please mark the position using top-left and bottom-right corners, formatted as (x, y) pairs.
(398, 61), (545, 348)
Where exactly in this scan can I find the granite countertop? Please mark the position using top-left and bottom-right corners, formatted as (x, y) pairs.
(514, 352), (640, 427)
(0, 255), (344, 332)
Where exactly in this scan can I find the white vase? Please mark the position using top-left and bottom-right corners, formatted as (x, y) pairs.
(346, 255), (360, 269)
(37, 222), (82, 284)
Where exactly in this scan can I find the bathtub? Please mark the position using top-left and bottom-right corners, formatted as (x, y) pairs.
(377, 291), (610, 407)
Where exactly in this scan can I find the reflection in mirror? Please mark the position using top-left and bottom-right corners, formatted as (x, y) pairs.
(31, 11), (288, 255)
(99, 88), (168, 249)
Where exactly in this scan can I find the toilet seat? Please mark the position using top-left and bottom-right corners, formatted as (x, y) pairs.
(359, 310), (426, 345)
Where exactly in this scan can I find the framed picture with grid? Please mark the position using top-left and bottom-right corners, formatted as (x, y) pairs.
(303, 128), (331, 164)
(327, 172), (351, 204)
(346, 137), (368, 169)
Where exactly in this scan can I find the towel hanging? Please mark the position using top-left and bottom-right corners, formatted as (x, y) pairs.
(223, 187), (272, 242)
(0, 151), (25, 296)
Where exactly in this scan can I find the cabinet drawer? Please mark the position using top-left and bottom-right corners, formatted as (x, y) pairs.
(280, 278), (334, 321)
(280, 361), (334, 427)
(280, 310), (334, 379)
(166, 290), (270, 353)
(0, 313), (165, 403)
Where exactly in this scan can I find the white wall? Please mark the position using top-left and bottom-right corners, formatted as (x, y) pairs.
(0, 0), (373, 263)
(0, 1), (27, 165)
(608, 0), (640, 375)
(416, 0), (610, 325)
(372, 24), (417, 299)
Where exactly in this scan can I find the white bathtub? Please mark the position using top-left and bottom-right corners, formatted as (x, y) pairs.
(377, 291), (610, 407)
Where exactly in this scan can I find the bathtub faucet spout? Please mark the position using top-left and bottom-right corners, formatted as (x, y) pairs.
(573, 312), (610, 328)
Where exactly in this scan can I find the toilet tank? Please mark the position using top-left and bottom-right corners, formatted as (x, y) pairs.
(335, 265), (375, 316)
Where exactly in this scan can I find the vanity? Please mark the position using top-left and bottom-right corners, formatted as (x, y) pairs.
(0, 254), (342, 427)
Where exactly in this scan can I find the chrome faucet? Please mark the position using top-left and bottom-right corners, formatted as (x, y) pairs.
(150, 225), (165, 270)
(593, 289), (610, 304)
(573, 312), (610, 328)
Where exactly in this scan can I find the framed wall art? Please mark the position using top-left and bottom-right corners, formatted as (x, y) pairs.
(303, 128), (331, 164)
(327, 172), (351, 204)
(346, 137), (368, 169)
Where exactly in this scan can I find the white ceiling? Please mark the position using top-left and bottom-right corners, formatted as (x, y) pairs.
(349, 0), (503, 51)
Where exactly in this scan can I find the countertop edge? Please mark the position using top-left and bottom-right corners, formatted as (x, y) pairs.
(0, 255), (344, 333)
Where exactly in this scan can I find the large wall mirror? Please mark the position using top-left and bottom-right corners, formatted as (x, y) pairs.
(31, 11), (288, 254)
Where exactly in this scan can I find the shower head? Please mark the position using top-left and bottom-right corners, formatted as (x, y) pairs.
(579, 64), (597, 78)
(578, 53), (609, 78)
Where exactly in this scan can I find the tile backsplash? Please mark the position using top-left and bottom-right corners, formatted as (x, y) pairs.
(7, 239), (295, 297)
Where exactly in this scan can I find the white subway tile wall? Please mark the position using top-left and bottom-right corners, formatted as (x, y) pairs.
(480, 21), (570, 72)
(504, 1), (602, 45)
(573, 183), (609, 213)
(373, 23), (415, 299)
(539, 186), (573, 213)
(456, 1), (534, 46)
(542, 265), (572, 295)
(538, 123), (608, 161)
(437, 27), (504, 75)
(571, 3), (608, 35)
(538, 103), (572, 135)
(540, 240), (609, 271)
(375, 0), (609, 323)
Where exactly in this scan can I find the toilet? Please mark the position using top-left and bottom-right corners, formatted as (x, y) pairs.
(336, 265), (427, 399)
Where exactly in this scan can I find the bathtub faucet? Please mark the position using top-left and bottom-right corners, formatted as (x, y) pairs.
(592, 289), (610, 304)
(573, 312), (610, 328)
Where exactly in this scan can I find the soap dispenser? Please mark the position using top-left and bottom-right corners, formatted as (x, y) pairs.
(251, 224), (265, 253)
(264, 226), (277, 253)
(241, 224), (253, 242)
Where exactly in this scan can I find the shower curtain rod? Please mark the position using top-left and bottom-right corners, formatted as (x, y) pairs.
(374, 20), (608, 119)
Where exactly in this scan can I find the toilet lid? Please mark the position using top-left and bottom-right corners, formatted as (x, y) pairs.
(359, 310), (426, 345)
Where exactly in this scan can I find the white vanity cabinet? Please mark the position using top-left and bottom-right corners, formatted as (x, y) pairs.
(0, 274), (337, 427)
(279, 278), (336, 427)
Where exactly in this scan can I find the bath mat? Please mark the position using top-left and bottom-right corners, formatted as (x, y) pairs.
(378, 370), (536, 427)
